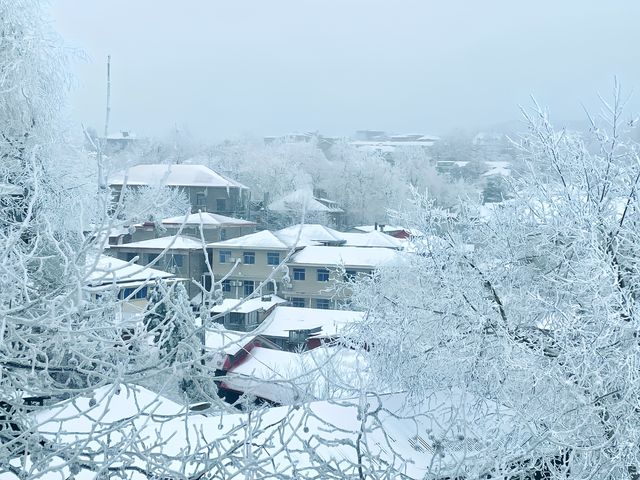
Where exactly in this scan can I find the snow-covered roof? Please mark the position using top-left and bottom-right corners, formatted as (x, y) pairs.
(259, 306), (364, 339)
(208, 230), (290, 250)
(211, 295), (287, 315)
(209, 225), (403, 251)
(86, 255), (174, 287)
(289, 246), (399, 268)
(203, 325), (258, 356)
(35, 384), (186, 430)
(34, 383), (538, 479)
(110, 235), (204, 250)
(221, 347), (367, 404)
(268, 189), (343, 213)
(109, 164), (248, 189)
(339, 230), (403, 248)
(274, 224), (344, 246)
(161, 212), (255, 227)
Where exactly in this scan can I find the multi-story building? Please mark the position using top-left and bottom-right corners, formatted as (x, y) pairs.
(207, 224), (401, 308)
(109, 164), (250, 217)
(131, 212), (256, 244)
(108, 235), (207, 298)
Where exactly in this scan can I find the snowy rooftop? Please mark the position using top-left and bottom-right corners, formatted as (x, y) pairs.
(203, 325), (258, 356)
(160, 212), (256, 227)
(86, 255), (174, 287)
(109, 164), (248, 189)
(211, 295), (287, 314)
(208, 229), (290, 249)
(110, 235), (205, 250)
(340, 230), (404, 248)
(289, 246), (399, 268)
(209, 224), (404, 250)
(274, 224), (344, 246)
(258, 306), (364, 339)
(34, 383), (535, 479)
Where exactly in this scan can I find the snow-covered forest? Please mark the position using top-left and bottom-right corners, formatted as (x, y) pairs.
(3, 0), (640, 479)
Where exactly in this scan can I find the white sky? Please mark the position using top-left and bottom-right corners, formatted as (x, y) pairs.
(51, 0), (640, 141)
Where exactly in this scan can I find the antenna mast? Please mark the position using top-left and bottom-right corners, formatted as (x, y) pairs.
(103, 55), (111, 138)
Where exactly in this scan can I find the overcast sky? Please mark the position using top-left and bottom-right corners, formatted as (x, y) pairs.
(51, 0), (640, 141)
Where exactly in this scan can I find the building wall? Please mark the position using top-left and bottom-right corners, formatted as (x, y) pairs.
(129, 224), (255, 244)
(282, 265), (371, 307)
(110, 248), (206, 298)
(208, 247), (289, 299)
(110, 184), (250, 218)
(185, 186), (250, 217)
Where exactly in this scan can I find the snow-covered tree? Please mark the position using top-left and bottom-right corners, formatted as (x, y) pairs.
(348, 88), (640, 477)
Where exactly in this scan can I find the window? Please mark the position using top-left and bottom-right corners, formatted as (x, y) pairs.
(267, 251), (280, 265)
(195, 192), (206, 207)
(124, 252), (137, 262)
(344, 269), (357, 281)
(220, 228), (227, 241)
(315, 298), (330, 309)
(119, 286), (147, 300)
(243, 251), (255, 264)
(228, 312), (244, 325)
(216, 198), (226, 212)
(147, 253), (159, 264)
(291, 297), (305, 308)
(221, 279), (231, 292)
(172, 254), (184, 268)
(243, 280), (254, 297)
(219, 250), (232, 263)
(293, 268), (306, 281)
(317, 268), (330, 282)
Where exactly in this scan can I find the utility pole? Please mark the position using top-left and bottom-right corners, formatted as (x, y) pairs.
(103, 55), (111, 138)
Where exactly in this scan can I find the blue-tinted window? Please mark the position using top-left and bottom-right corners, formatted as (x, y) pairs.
(172, 254), (184, 268)
(147, 253), (159, 264)
(243, 280), (254, 297)
(293, 268), (306, 281)
(243, 251), (255, 264)
(315, 298), (330, 309)
(222, 279), (231, 292)
(317, 268), (330, 282)
(216, 198), (226, 212)
(267, 251), (280, 265)
(219, 250), (232, 263)
(344, 269), (357, 281)
(291, 297), (305, 308)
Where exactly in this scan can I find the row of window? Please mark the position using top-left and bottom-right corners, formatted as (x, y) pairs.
(195, 194), (227, 212)
(290, 297), (330, 309)
(218, 250), (281, 265)
(118, 286), (148, 300)
(124, 252), (185, 268)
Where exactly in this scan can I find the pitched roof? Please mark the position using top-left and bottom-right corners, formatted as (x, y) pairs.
(339, 230), (403, 248)
(161, 212), (255, 227)
(109, 164), (248, 189)
(110, 235), (204, 250)
(86, 255), (174, 287)
(274, 224), (344, 246)
(34, 385), (538, 479)
(259, 306), (364, 339)
(208, 230), (290, 249)
(289, 246), (399, 268)
(211, 295), (287, 314)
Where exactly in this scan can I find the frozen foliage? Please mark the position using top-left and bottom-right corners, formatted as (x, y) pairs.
(348, 87), (640, 477)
